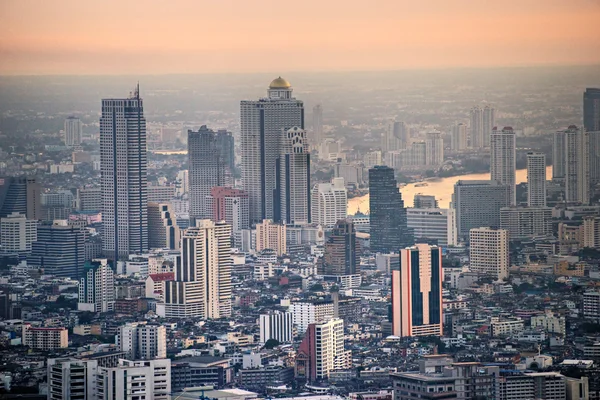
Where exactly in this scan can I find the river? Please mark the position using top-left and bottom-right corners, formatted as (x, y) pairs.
(347, 166), (553, 214)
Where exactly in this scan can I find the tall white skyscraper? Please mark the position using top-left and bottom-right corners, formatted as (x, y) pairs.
(64, 116), (82, 147)
(188, 126), (234, 219)
(490, 127), (516, 205)
(158, 220), (232, 319)
(451, 122), (468, 151)
(469, 227), (509, 280)
(240, 77), (304, 223)
(425, 132), (444, 166)
(565, 125), (590, 204)
(313, 104), (323, 146)
(116, 322), (167, 360)
(259, 311), (293, 344)
(311, 177), (348, 229)
(78, 259), (115, 313)
(482, 106), (496, 148)
(469, 106), (483, 148)
(527, 152), (547, 207)
(100, 87), (148, 260)
(277, 126), (310, 224)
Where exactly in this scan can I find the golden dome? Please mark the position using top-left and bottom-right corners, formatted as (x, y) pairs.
(269, 76), (291, 89)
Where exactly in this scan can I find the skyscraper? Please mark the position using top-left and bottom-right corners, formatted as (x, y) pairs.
(259, 311), (293, 344)
(0, 212), (37, 254)
(384, 121), (408, 152)
(590, 131), (600, 185)
(0, 177), (41, 220)
(369, 166), (412, 253)
(469, 106), (482, 148)
(527, 152), (547, 207)
(116, 322), (167, 360)
(490, 126), (516, 205)
(188, 126), (234, 219)
(564, 125), (590, 204)
(482, 106), (496, 148)
(552, 129), (567, 180)
(425, 132), (443, 167)
(100, 87), (148, 260)
(147, 203), (180, 250)
(240, 77), (304, 223)
(391, 243), (443, 337)
(276, 126), (310, 224)
(311, 177), (348, 229)
(584, 88), (600, 132)
(77, 259), (115, 313)
(255, 219), (286, 256)
(209, 187), (250, 248)
(29, 220), (86, 278)
(312, 104), (323, 146)
(469, 227), (509, 280)
(64, 116), (82, 147)
(451, 122), (468, 151)
(319, 219), (360, 276)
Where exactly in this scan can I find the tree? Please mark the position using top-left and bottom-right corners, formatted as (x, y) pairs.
(264, 339), (280, 349)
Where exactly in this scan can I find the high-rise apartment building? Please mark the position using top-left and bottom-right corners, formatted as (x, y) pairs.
(590, 131), (600, 185)
(584, 88), (600, 132)
(64, 116), (82, 147)
(29, 220), (85, 278)
(259, 311), (293, 344)
(148, 202), (180, 250)
(158, 220), (232, 319)
(313, 104), (323, 146)
(76, 187), (102, 212)
(0, 176), (41, 220)
(564, 125), (590, 204)
(255, 219), (287, 256)
(469, 227), (509, 280)
(319, 220), (360, 276)
(311, 177), (347, 229)
(406, 208), (457, 246)
(391, 243), (443, 337)
(425, 132), (444, 167)
(453, 180), (510, 238)
(209, 187), (249, 247)
(188, 126), (234, 219)
(527, 152), (547, 207)
(289, 300), (335, 333)
(384, 121), (409, 152)
(500, 207), (552, 240)
(100, 87), (148, 260)
(582, 216), (600, 249)
(47, 358), (98, 400)
(451, 122), (468, 151)
(116, 322), (167, 360)
(490, 126), (516, 205)
(553, 128), (567, 180)
(78, 259), (115, 313)
(482, 106), (496, 148)
(369, 166), (412, 253)
(241, 77), (303, 223)
(97, 359), (171, 400)
(0, 212), (37, 254)
(22, 324), (68, 350)
(295, 318), (351, 382)
(469, 106), (483, 148)
(277, 126), (310, 224)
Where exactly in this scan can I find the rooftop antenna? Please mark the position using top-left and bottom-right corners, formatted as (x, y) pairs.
(134, 82), (140, 99)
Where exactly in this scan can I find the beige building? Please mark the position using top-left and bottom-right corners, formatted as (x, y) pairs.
(469, 227), (509, 280)
(0, 212), (37, 253)
(583, 216), (600, 249)
(255, 219), (286, 256)
(148, 202), (180, 250)
(22, 324), (68, 350)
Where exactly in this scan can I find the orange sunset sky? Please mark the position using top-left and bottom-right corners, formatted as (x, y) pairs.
(1, 0), (600, 75)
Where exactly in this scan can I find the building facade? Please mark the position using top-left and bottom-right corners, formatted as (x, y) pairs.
(527, 152), (547, 207)
(259, 311), (293, 344)
(277, 126), (310, 224)
(320, 219), (360, 276)
(311, 177), (347, 229)
(255, 219), (286, 256)
(148, 202), (180, 250)
(116, 322), (166, 360)
(469, 227), (509, 280)
(0, 212), (37, 254)
(406, 208), (457, 247)
(64, 116), (82, 147)
(564, 125), (590, 204)
(78, 259), (115, 313)
(500, 207), (552, 240)
(490, 126), (516, 205)
(29, 220), (86, 278)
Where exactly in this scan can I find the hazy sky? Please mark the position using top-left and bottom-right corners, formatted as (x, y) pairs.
(1, 0), (600, 75)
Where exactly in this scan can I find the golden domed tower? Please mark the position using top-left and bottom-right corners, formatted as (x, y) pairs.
(268, 76), (293, 100)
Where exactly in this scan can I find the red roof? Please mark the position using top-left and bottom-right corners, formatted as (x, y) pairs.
(149, 273), (174, 282)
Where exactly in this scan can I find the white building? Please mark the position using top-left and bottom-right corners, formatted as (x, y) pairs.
(425, 132), (444, 167)
(278, 127), (310, 224)
(469, 227), (509, 280)
(116, 322), (167, 360)
(259, 311), (293, 344)
(406, 208), (457, 246)
(0, 212), (37, 253)
(363, 151), (383, 168)
(470, 106), (483, 149)
(527, 152), (547, 207)
(64, 116), (82, 147)
(22, 324), (68, 350)
(531, 313), (566, 336)
(100, 88), (148, 260)
(47, 358), (98, 400)
(482, 106), (496, 148)
(490, 126), (516, 205)
(97, 359), (171, 400)
(311, 178), (348, 229)
(241, 77), (303, 223)
(490, 317), (524, 337)
(451, 123), (468, 151)
(564, 125), (590, 204)
(78, 259), (115, 313)
(289, 300), (335, 333)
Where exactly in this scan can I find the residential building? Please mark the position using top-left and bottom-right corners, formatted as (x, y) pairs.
(144, 272), (174, 301)
(451, 122), (468, 151)
(391, 244), (443, 337)
(531, 313), (566, 336)
(482, 106), (496, 148)
(384, 121), (409, 152)
(47, 358), (98, 400)
(289, 300), (335, 333)
(406, 208), (456, 246)
(116, 322), (166, 360)
(334, 163), (365, 187)
(240, 77), (303, 223)
(584, 88), (600, 132)
(0, 176), (41, 220)
(64, 116), (82, 147)
(313, 104), (323, 145)
(584, 291), (600, 322)
(469, 227), (509, 280)
(490, 317), (524, 336)
(490, 126), (516, 205)
(147, 184), (176, 203)
(369, 166), (412, 253)
(470, 106), (483, 148)
(255, 219), (286, 256)
(311, 178), (347, 229)
(78, 259), (115, 313)
(97, 359), (171, 400)
(148, 202), (180, 250)
(29, 220), (86, 278)
(77, 187), (102, 212)
(171, 356), (232, 391)
(564, 125), (590, 204)
(425, 132), (443, 167)
(413, 194), (438, 209)
(100, 87), (148, 259)
(0, 212), (37, 254)
(500, 207), (552, 240)
(320, 219), (360, 276)
(259, 311), (293, 344)
(583, 216), (600, 249)
(527, 152), (547, 207)
(277, 126), (310, 224)
(22, 324), (68, 350)
(553, 128), (567, 180)
(209, 187), (249, 247)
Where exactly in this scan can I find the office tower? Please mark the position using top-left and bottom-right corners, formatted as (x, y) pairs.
(158, 220), (232, 319)
(41, 190), (75, 221)
(241, 77), (303, 223)
(500, 207), (552, 240)
(116, 322), (167, 360)
(76, 187), (102, 212)
(276, 126), (310, 224)
(29, 220), (85, 278)
(589, 130), (600, 185)
(527, 152), (547, 207)
(259, 311), (293, 344)
(97, 359), (171, 400)
(0, 176), (41, 220)
(469, 106), (483, 148)
(391, 243), (443, 337)
(148, 202), (180, 250)
(255, 219), (287, 256)
(453, 180), (510, 238)
(209, 187), (249, 247)
(369, 166), (412, 253)
(176, 169), (189, 197)
(490, 126), (516, 205)
(47, 358), (98, 400)
(413, 194), (438, 209)
(188, 125), (234, 219)
(289, 300), (335, 333)
(482, 106), (496, 148)
(451, 122), (468, 151)
(425, 132), (444, 166)
(552, 129), (567, 180)
(564, 125), (590, 204)
(22, 324), (68, 350)
(0, 212), (37, 254)
(311, 177), (347, 229)
(384, 121), (408, 152)
(582, 216), (600, 249)
(584, 88), (600, 132)
(469, 227), (509, 280)
(64, 116), (82, 147)
(313, 104), (323, 145)
(295, 318), (351, 382)
(407, 208), (457, 246)
(147, 184), (176, 203)
(320, 219), (360, 276)
(77, 259), (115, 313)
(100, 87), (148, 260)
